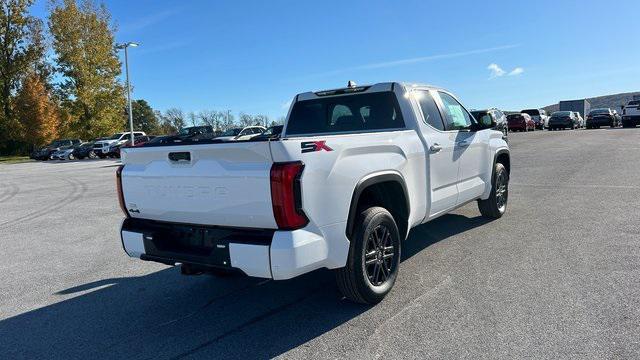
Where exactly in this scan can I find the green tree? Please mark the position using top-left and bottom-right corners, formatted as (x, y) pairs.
(48, 0), (125, 139)
(130, 99), (159, 134)
(0, 0), (45, 153)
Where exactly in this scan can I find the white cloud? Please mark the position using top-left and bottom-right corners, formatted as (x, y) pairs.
(488, 63), (506, 78)
(508, 67), (524, 76)
(291, 44), (520, 81)
(488, 64), (524, 78)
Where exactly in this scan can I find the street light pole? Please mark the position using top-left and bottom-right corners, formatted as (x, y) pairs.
(116, 42), (139, 146)
(124, 46), (134, 146)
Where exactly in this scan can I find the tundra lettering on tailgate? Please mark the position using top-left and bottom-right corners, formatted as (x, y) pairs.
(301, 141), (333, 153)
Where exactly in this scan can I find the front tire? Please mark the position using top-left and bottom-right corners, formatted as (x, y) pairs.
(336, 207), (401, 304)
(478, 162), (508, 219)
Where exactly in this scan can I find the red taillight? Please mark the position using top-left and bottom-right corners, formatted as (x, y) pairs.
(270, 161), (308, 230)
(116, 165), (130, 218)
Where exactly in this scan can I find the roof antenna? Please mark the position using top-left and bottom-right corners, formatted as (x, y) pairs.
(347, 80), (357, 88)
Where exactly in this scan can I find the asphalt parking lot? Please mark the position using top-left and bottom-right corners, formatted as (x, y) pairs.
(1, 128), (639, 359)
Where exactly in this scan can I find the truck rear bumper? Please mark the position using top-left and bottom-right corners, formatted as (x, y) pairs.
(120, 218), (347, 280)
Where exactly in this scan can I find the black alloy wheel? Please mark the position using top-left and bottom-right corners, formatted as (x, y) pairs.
(364, 224), (395, 287)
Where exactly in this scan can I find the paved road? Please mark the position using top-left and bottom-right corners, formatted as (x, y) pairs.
(1, 128), (639, 359)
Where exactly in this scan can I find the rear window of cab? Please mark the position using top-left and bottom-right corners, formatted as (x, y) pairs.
(286, 91), (405, 135)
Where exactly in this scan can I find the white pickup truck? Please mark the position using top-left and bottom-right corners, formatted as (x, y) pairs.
(622, 100), (640, 128)
(117, 82), (510, 303)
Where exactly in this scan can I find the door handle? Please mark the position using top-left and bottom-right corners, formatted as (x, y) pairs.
(168, 151), (191, 162)
(429, 144), (442, 153)
(457, 141), (470, 147)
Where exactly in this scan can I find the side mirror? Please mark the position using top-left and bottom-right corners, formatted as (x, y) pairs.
(479, 115), (496, 129)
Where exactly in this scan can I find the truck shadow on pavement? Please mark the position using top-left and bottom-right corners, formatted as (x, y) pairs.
(0, 213), (491, 360)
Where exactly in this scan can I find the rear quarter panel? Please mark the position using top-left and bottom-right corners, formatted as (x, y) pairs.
(270, 130), (425, 233)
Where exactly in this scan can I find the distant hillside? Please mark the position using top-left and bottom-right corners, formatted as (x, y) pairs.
(542, 91), (640, 114)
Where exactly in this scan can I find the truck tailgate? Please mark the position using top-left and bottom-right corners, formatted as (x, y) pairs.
(120, 142), (277, 229)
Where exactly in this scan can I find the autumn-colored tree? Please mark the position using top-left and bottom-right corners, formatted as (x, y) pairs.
(14, 72), (60, 149)
(48, 0), (124, 139)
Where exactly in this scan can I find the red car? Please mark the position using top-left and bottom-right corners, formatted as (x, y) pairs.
(507, 113), (535, 132)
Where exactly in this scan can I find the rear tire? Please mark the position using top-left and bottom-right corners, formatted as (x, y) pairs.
(336, 207), (401, 304)
(478, 162), (509, 219)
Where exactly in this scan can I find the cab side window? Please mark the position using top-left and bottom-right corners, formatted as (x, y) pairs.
(415, 90), (445, 131)
(437, 92), (474, 131)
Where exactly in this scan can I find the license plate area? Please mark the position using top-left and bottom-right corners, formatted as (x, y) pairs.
(122, 218), (273, 268)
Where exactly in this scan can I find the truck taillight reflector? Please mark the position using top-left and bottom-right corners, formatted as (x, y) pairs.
(270, 161), (308, 230)
(116, 165), (130, 218)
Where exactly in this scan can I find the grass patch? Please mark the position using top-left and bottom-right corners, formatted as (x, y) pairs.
(0, 155), (32, 164)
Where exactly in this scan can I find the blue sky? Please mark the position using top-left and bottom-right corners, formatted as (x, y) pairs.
(32, 0), (640, 119)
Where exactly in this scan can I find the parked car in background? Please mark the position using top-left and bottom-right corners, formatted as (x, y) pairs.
(559, 99), (591, 124)
(573, 112), (585, 128)
(176, 125), (217, 140)
(622, 100), (640, 128)
(72, 139), (103, 159)
(50, 147), (75, 160)
(30, 139), (82, 160)
(142, 135), (172, 145)
(252, 125), (283, 140)
(93, 131), (146, 158)
(586, 108), (616, 129)
(507, 113), (535, 132)
(178, 125), (213, 137)
(108, 136), (155, 158)
(549, 111), (578, 130)
(521, 109), (548, 130)
(471, 109), (508, 139)
(216, 126), (266, 141)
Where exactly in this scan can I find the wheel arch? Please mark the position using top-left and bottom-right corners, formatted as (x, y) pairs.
(494, 148), (510, 175)
(346, 172), (410, 241)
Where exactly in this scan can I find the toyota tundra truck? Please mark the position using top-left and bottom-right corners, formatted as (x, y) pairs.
(116, 82), (510, 304)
